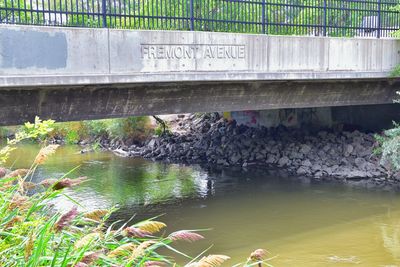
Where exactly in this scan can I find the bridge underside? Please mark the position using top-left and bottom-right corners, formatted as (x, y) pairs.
(1, 78), (398, 126)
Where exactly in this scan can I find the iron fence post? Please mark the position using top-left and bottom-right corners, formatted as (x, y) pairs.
(377, 0), (381, 38)
(323, 0), (327, 36)
(261, 0), (266, 34)
(102, 0), (107, 28)
(189, 0), (194, 31)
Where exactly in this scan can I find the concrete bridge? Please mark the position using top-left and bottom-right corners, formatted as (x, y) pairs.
(0, 24), (400, 125)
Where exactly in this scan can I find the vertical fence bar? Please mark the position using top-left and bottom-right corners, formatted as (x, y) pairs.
(189, 0), (194, 31)
(377, 0), (381, 38)
(323, 0), (327, 36)
(152, 0), (155, 29)
(261, 0), (266, 34)
(101, 0), (107, 27)
(11, 0), (15, 23)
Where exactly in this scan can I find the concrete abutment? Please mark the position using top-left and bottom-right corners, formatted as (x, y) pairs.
(226, 104), (400, 132)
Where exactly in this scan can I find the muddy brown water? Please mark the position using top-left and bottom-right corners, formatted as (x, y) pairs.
(8, 144), (400, 266)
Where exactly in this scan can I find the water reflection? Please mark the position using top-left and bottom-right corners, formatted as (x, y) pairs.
(8, 145), (212, 208)
(381, 214), (400, 260)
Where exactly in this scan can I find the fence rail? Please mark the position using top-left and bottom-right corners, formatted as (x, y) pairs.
(0, 0), (399, 38)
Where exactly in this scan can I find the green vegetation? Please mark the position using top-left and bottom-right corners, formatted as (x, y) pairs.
(375, 121), (400, 173)
(375, 90), (400, 173)
(51, 117), (153, 144)
(0, 119), (272, 266)
(153, 116), (171, 137)
(0, 116), (154, 145)
(1, 0), (398, 37)
(0, 117), (55, 164)
(0, 171), (204, 266)
(389, 64), (400, 77)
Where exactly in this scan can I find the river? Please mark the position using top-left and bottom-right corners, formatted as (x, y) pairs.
(8, 144), (400, 266)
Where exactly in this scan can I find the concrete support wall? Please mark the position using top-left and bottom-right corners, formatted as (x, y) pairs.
(331, 104), (400, 131)
(227, 104), (400, 132)
(1, 25), (399, 87)
(226, 108), (332, 129)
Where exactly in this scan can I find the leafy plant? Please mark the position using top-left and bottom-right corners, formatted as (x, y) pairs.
(65, 130), (80, 145)
(153, 116), (171, 137)
(22, 117), (55, 141)
(109, 116), (153, 140)
(376, 122), (400, 172)
(390, 65), (400, 77)
(0, 117), (54, 164)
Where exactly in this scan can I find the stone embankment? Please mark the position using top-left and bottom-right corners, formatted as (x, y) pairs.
(102, 113), (395, 184)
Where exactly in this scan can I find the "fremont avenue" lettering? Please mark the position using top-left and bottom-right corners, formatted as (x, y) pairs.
(141, 44), (246, 60)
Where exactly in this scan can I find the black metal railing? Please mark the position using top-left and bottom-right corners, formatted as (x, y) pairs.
(0, 0), (399, 38)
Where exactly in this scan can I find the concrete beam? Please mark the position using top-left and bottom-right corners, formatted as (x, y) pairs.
(0, 78), (398, 126)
